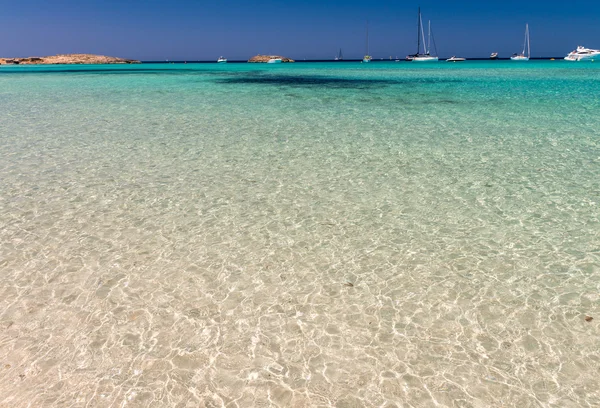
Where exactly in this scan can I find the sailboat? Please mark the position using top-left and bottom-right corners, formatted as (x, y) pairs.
(511, 24), (531, 61)
(335, 49), (344, 61)
(407, 8), (438, 62)
(363, 21), (372, 62)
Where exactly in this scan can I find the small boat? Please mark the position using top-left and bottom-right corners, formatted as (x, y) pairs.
(565, 46), (600, 61)
(267, 58), (282, 64)
(410, 8), (439, 62)
(446, 56), (466, 62)
(334, 48), (344, 61)
(217, 56), (227, 63)
(490, 52), (499, 59)
(363, 21), (372, 63)
(511, 24), (531, 61)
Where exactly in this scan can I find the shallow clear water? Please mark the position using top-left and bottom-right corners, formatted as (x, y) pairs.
(1, 61), (599, 407)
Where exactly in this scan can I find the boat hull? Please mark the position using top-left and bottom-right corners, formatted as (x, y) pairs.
(267, 59), (282, 64)
(565, 54), (600, 61)
(510, 56), (529, 61)
(413, 56), (439, 62)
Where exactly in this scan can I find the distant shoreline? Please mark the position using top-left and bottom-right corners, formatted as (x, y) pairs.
(1, 57), (572, 66)
(141, 57), (567, 63)
(0, 54), (140, 65)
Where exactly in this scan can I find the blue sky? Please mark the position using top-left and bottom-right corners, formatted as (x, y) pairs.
(2, 0), (599, 60)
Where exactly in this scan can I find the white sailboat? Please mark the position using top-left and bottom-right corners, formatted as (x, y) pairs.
(335, 48), (343, 61)
(409, 8), (438, 62)
(511, 24), (531, 61)
(363, 21), (372, 63)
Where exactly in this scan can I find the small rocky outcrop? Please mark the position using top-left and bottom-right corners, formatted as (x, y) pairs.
(0, 54), (140, 65)
(248, 55), (294, 63)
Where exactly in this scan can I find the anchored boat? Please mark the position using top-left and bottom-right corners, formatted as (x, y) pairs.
(363, 21), (372, 63)
(407, 8), (438, 62)
(511, 24), (531, 61)
(565, 46), (600, 61)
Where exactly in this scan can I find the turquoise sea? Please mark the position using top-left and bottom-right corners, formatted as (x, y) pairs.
(1, 61), (599, 407)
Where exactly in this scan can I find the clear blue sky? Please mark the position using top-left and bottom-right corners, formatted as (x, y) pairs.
(2, 0), (599, 60)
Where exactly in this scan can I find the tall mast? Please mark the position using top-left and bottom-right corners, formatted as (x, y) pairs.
(416, 7), (421, 54)
(366, 20), (369, 56)
(525, 24), (531, 58)
(427, 20), (431, 55)
(420, 14), (426, 54)
(522, 24), (527, 56)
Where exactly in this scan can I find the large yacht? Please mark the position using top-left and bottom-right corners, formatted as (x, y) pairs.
(408, 8), (439, 62)
(565, 46), (600, 61)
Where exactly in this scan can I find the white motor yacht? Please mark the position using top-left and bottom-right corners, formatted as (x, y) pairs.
(565, 46), (600, 61)
(446, 56), (466, 62)
(217, 57), (227, 63)
(267, 58), (282, 64)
